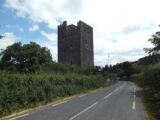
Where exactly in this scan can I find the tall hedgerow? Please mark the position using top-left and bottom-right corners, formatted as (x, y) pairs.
(0, 72), (106, 117)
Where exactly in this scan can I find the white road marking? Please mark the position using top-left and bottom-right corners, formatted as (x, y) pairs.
(133, 95), (136, 99)
(52, 100), (68, 107)
(132, 101), (136, 110)
(131, 86), (136, 110)
(9, 113), (29, 120)
(104, 92), (113, 99)
(134, 87), (136, 93)
(78, 94), (86, 98)
(104, 86), (123, 99)
(114, 87), (121, 92)
(133, 87), (136, 99)
(69, 102), (98, 120)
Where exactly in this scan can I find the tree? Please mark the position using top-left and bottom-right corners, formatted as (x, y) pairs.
(0, 33), (4, 70)
(107, 61), (134, 80)
(145, 27), (160, 54)
(0, 35), (3, 39)
(92, 66), (101, 75)
(0, 42), (52, 72)
(0, 25), (4, 39)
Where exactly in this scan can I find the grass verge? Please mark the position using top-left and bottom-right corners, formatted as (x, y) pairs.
(1, 86), (106, 120)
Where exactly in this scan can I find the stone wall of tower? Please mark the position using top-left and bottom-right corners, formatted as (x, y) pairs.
(58, 21), (67, 63)
(58, 21), (94, 66)
(78, 21), (94, 66)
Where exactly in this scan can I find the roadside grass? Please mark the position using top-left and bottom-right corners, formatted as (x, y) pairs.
(141, 91), (156, 120)
(132, 63), (160, 120)
(1, 85), (108, 120)
(0, 71), (108, 118)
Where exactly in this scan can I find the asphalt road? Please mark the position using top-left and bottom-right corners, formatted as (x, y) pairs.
(13, 81), (146, 120)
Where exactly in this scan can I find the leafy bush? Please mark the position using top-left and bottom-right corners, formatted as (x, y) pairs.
(136, 63), (160, 119)
(0, 42), (52, 73)
(0, 71), (106, 117)
(143, 64), (160, 119)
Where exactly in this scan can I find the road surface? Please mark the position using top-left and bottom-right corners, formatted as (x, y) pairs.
(12, 81), (146, 120)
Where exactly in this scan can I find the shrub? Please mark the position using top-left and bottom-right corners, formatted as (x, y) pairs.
(139, 63), (160, 119)
(0, 72), (106, 117)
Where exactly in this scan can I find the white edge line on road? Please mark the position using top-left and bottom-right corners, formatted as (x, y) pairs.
(133, 87), (136, 99)
(9, 113), (29, 120)
(132, 101), (136, 110)
(69, 102), (98, 120)
(114, 85), (123, 93)
(104, 86), (123, 99)
(134, 95), (136, 99)
(104, 92), (113, 99)
(114, 88), (120, 92)
(134, 87), (136, 93)
(52, 100), (68, 107)
(78, 94), (86, 98)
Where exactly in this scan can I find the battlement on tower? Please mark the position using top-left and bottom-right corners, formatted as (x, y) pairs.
(59, 21), (92, 33)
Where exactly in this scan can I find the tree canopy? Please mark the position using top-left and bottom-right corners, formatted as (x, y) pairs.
(145, 27), (160, 54)
(0, 42), (52, 72)
(0, 26), (4, 39)
(0, 35), (3, 39)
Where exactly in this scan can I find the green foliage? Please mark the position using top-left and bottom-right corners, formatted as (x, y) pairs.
(0, 41), (99, 75)
(101, 62), (134, 80)
(142, 64), (160, 119)
(0, 35), (3, 39)
(101, 54), (160, 81)
(91, 66), (102, 75)
(137, 54), (160, 66)
(145, 27), (160, 54)
(33, 62), (96, 75)
(0, 42), (52, 73)
(0, 71), (106, 117)
(133, 63), (160, 119)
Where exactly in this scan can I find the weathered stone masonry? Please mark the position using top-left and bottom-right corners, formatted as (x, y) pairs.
(58, 21), (94, 66)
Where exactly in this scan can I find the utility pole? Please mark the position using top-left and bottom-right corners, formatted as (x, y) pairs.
(107, 53), (110, 82)
(108, 53), (110, 66)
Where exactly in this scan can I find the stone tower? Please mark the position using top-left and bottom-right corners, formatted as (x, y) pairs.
(58, 21), (94, 66)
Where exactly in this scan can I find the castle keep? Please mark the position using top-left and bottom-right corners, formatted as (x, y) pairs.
(58, 21), (94, 66)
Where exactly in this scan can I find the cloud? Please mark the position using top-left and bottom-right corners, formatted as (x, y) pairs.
(41, 31), (57, 42)
(120, 22), (155, 34)
(111, 48), (145, 57)
(62, 0), (83, 15)
(5, 25), (23, 32)
(29, 25), (39, 32)
(93, 29), (155, 66)
(4, 0), (160, 66)
(4, 0), (60, 29)
(40, 41), (57, 61)
(95, 48), (148, 66)
(0, 32), (19, 50)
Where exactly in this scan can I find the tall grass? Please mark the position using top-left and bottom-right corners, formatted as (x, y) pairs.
(0, 71), (106, 117)
(133, 63), (160, 120)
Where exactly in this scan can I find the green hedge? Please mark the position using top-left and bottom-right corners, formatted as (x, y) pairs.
(142, 64), (160, 119)
(0, 71), (106, 117)
(134, 63), (160, 120)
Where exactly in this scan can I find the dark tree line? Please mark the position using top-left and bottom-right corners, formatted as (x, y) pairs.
(101, 61), (134, 80)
